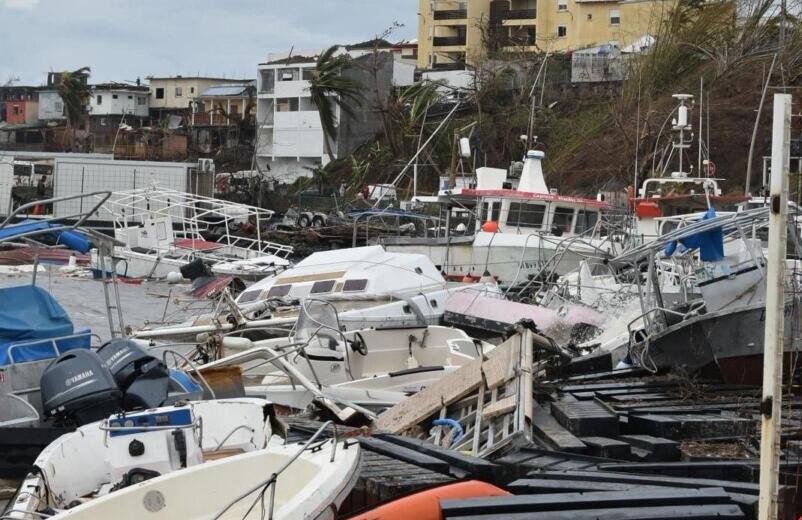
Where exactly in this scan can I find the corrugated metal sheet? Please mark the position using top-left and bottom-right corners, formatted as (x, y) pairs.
(200, 84), (252, 97)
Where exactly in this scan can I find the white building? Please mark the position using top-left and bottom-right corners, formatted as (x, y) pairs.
(255, 43), (414, 184)
(37, 90), (66, 121)
(89, 83), (150, 118)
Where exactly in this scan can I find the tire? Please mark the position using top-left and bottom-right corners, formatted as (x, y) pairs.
(298, 213), (312, 228)
(312, 215), (326, 228)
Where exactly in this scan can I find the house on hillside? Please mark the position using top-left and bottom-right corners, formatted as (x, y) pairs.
(88, 83), (150, 131)
(192, 82), (255, 127)
(254, 44), (414, 183)
(147, 76), (252, 123)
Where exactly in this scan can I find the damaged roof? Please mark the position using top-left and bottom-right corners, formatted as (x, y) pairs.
(200, 82), (255, 97)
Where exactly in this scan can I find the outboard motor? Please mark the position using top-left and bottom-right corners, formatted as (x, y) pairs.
(97, 339), (169, 410)
(40, 349), (121, 425)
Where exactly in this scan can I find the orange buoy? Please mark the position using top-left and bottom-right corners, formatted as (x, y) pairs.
(481, 220), (499, 233)
(346, 480), (510, 520)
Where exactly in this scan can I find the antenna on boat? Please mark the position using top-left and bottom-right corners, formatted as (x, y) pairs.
(670, 94), (694, 178)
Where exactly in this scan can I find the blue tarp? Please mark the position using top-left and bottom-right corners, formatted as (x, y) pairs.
(0, 285), (89, 366)
(0, 220), (92, 253)
(664, 207), (725, 262)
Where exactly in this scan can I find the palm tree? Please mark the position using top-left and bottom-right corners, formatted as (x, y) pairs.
(56, 67), (91, 150)
(308, 46), (362, 161)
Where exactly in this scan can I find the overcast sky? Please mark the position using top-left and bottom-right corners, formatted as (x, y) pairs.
(0, 0), (418, 86)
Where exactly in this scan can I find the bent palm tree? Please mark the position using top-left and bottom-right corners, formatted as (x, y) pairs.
(308, 46), (362, 161)
(57, 67), (91, 151)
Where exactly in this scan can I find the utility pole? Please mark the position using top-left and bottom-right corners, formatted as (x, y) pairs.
(757, 93), (791, 520)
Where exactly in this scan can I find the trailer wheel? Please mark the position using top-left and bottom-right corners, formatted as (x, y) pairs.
(312, 215), (326, 228)
(298, 213), (312, 228)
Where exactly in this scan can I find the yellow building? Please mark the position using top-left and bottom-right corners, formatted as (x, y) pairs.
(147, 76), (251, 115)
(417, 0), (672, 68)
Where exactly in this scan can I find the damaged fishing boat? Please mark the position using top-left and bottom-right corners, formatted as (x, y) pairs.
(378, 149), (621, 286)
(90, 186), (293, 280)
(614, 206), (801, 384)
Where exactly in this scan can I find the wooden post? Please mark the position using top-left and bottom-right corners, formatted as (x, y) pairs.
(758, 93), (791, 520)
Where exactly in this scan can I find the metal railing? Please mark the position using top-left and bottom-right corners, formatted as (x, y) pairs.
(433, 8), (467, 19)
(5, 332), (95, 365)
(433, 36), (466, 46)
(506, 8), (536, 18)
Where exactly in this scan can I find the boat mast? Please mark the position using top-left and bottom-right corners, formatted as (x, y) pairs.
(757, 93), (791, 520)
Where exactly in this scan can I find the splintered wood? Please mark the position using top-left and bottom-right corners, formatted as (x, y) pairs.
(376, 328), (538, 458)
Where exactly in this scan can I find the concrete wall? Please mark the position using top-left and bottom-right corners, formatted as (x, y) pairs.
(90, 89), (149, 117)
(4, 100), (38, 125)
(38, 90), (66, 121)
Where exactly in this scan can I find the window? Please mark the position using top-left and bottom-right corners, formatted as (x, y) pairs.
(279, 68), (299, 81)
(552, 207), (575, 232)
(343, 279), (368, 292)
(276, 97), (299, 112)
(310, 280), (336, 294)
(267, 285), (292, 298)
(575, 210), (599, 234)
(96, 95), (103, 105)
(190, 87), (195, 94)
(302, 69), (315, 81)
(557, 0), (567, 11)
(54, 101), (63, 112)
(155, 88), (164, 99)
(587, 13), (592, 20)
(175, 87), (183, 97)
(482, 201), (501, 223)
(112, 94), (119, 99)
(609, 9), (620, 24)
(11, 106), (19, 115)
(127, 95), (133, 100)
(137, 96), (146, 105)
(506, 202), (546, 228)
(557, 25), (567, 37)
(238, 290), (263, 303)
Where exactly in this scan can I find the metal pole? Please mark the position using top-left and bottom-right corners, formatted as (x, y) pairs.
(757, 93), (791, 520)
(698, 77), (703, 176)
(746, 54), (778, 196)
(372, 101), (461, 208)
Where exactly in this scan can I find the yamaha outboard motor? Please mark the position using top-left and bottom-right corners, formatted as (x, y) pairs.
(40, 349), (121, 425)
(97, 339), (169, 410)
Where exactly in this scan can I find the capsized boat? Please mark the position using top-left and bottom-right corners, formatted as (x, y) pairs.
(133, 245), (501, 342)
(6, 400), (360, 520)
(90, 185), (293, 280)
(613, 207), (802, 383)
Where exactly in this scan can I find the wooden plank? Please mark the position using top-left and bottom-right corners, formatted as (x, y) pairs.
(482, 395), (517, 420)
(376, 332), (521, 433)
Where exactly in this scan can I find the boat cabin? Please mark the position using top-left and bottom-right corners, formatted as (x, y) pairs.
(455, 151), (608, 238)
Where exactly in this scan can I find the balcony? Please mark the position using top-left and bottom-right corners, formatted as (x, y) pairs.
(433, 35), (466, 46)
(433, 9), (467, 20)
(506, 8), (536, 19)
(431, 62), (466, 71)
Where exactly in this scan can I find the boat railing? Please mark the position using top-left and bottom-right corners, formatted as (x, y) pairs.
(353, 210), (443, 247)
(215, 234), (294, 258)
(506, 233), (612, 298)
(0, 191), (112, 245)
(212, 420), (341, 520)
(4, 331), (97, 366)
(627, 300), (707, 371)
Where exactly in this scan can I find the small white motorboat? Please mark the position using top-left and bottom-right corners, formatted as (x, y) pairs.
(6, 399), (360, 520)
